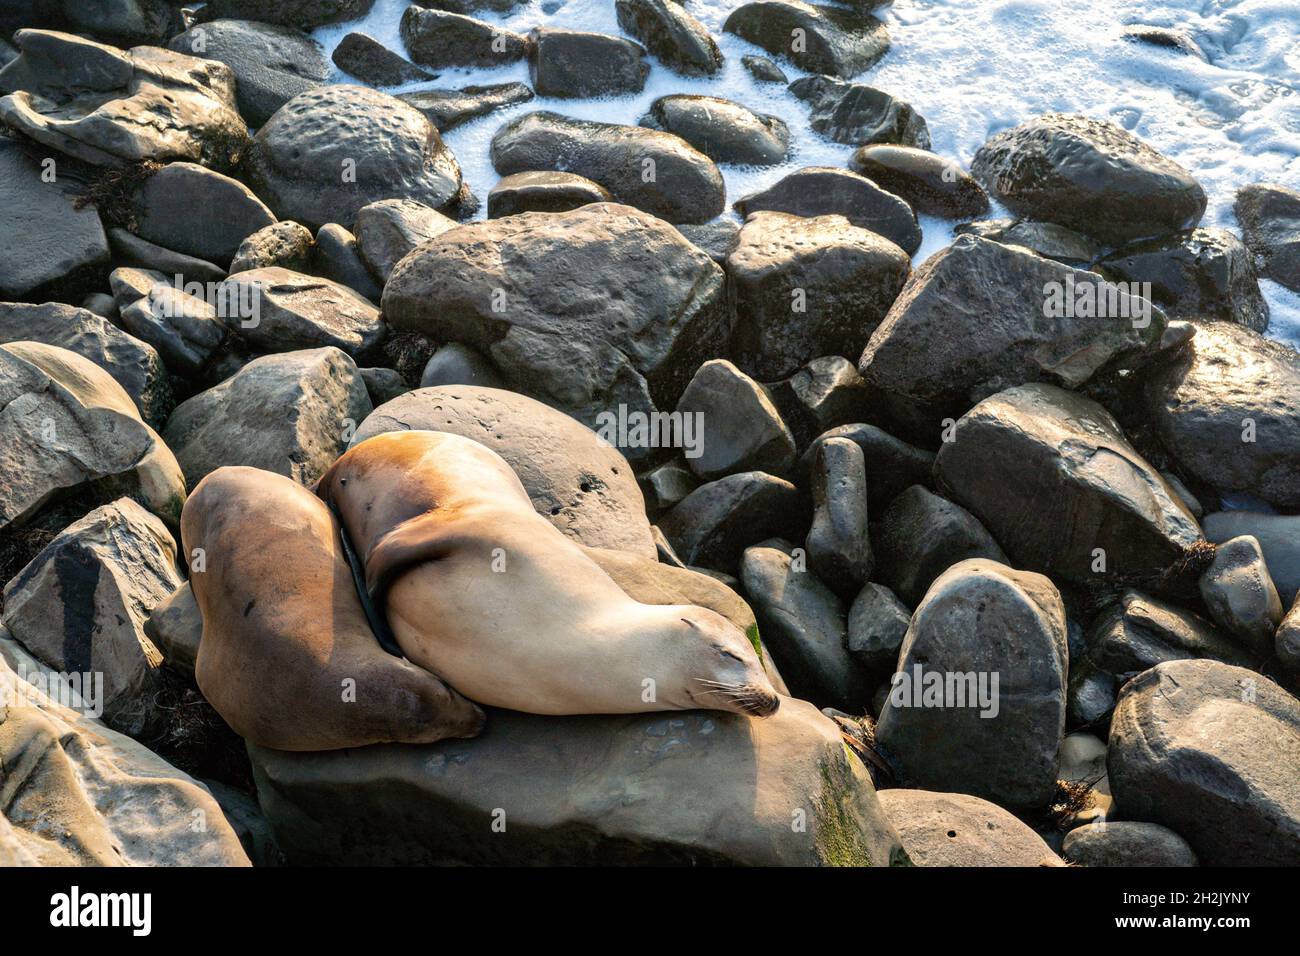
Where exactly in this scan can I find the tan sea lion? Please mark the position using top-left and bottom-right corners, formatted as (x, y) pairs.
(180, 466), (485, 751)
(317, 430), (780, 718)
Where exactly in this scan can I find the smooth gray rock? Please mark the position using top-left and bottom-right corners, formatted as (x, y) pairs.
(660, 472), (804, 573)
(640, 458), (698, 514)
(741, 543), (870, 713)
(641, 95), (788, 165)
(850, 145), (988, 219)
(400, 7), (527, 69)
(1204, 511), (1300, 605)
(134, 162), (276, 267)
(1198, 535), (1283, 658)
(767, 356), (871, 449)
(954, 217), (1103, 267)
(879, 789), (1061, 867)
(398, 82), (534, 132)
(676, 220), (740, 264)
(0, 0), (181, 47)
(877, 559), (1069, 809)
(1108, 659), (1300, 866)
(529, 27), (648, 98)
(806, 438), (873, 598)
(491, 111), (725, 224)
(358, 366), (408, 407)
(332, 31), (433, 86)
(162, 347), (371, 488)
(1086, 589), (1257, 678)
(312, 223), (382, 302)
(790, 76), (929, 148)
(800, 423), (934, 509)
(1235, 183), (1300, 293)
(742, 55), (787, 83)
(971, 112), (1207, 245)
(935, 384), (1203, 590)
(487, 171), (611, 218)
(846, 582), (909, 673)
(107, 228), (226, 284)
(352, 385), (656, 559)
(1062, 821), (1197, 867)
(722, 1), (889, 78)
(244, 85), (472, 230)
(216, 267), (383, 358)
(114, 276), (228, 378)
(418, 343), (504, 390)
(353, 198), (455, 282)
(727, 211), (911, 380)
(734, 167), (920, 254)
(615, 0), (723, 76)
(675, 359), (796, 481)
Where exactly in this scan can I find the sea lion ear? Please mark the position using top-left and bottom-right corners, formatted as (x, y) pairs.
(680, 617), (699, 629)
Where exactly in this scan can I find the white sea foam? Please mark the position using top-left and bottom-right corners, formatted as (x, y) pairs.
(313, 0), (1300, 343)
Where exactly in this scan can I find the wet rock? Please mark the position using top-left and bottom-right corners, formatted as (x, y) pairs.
(1143, 322), (1300, 510)
(0, 139), (109, 302)
(675, 359), (796, 481)
(789, 76), (929, 148)
(529, 28), (648, 98)
(332, 31), (433, 86)
(971, 113), (1207, 245)
(0, 342), (185, 533)
(1086, 589), (1256, 677)
(641, 95), (788, 165)
(727, 211), (911, 379)
(615, 0), (723, 76)
(1108, 659), (1300, 865)
(352, 385), (656, 559)
(245, 84), (472, 230)
(168, 19), (330, 129)
(399, 82), (534, 132)
(382, 204), (729, 455)
(248, 696), (905, 865)
(723, 1), (889, 79)
(859, 236), (1164, 418)
(0, 0), (181, 48)
(107, 228), (226, 284)
(934, 384), (1203, 589)
(1199, 535), (1283, 658)
(734, 167), (920, 254)
(806, 438), (872, 597)
(133, 162), (276, 267)
(162, 347), (371, 488)
(850, 145), (988, 219)
(954, 217), (1102, 267)
(768, 356), (870, 449)
(660, 473), (803, 573)
(197, 0), (376, 29)
(800, 423), (934, 509)
(877, 485), (1007, 607)
(1062, 821), (1198, 867)
(487, 171), (611, 218)
(877, 559), (1069, 809)
(0, 301), (169, 425)
(0, 30), (248, 170)
(353, 198), (455, 282)
(0, 632), (249, 866)
(418, 343), (505, 390)
(742, 55), (787, 83)
(217, 267), (383, 358)
(2, 498), (181, 736)
(846, 583), (909, 673)
(400, 7), (528, 69)
(491, 111), (725, 224)
(1235, 183), (1300, 293)
(741, 544), (870, 712)
(229, 220), (314, 274)
(312, 224), (382, 302)
(676, 220), (740, 263)
(1099, 228), (1268, 331)
(879, 789), (1061, 867)
(1203, 511), (1300, 605)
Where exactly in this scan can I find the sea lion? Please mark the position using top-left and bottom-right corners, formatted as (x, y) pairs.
(317, 430), (780, 718)
(181, 466), (485, 751)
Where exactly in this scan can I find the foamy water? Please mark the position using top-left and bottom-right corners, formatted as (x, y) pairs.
(313, 0), (1300, 343)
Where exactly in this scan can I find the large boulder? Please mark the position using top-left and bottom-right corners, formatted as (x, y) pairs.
(528, 28), (649, 98)
(0, 301), (169, 426)
(490, 111), (725, 224)
(1061, 820), (1198, 867)
(1143, 322), (1300, 510)
(0, 342), (185, 533)
(0, 138), (109, 302)
(167, 19), (331, 129)
(162, 347), (371, 489)
(0, 30), (248, 170)
(615, 0), (723, 76)
(248, 697), (907, 865)
(244, 85), (472, 230)
(971, 113), (1207, 245)
(1108, 659), (1300, 866)
(878, 789), (1061, 866)
(726, 211), (910, 380)
(400, 7), (528, 69)
(722, 1), (890, 78)
(132, 162), (277, 267)
(935, 384), (1203, 589)
(2, 498), (180, 737)
(382, 204), (730, 457)
(876, 559), (1069, 809)
(641, 95), (788, 166)
(675, 359), (796, 481)
(1235, 183), (1300, 293)
(0, 631), (249, 866)
(352, 385), (656, 559)
(217, 267), (384, 358)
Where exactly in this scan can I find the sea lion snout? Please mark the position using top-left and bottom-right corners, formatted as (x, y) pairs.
(679, 611), (781, 718)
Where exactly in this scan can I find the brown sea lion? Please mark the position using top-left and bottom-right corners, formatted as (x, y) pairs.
(180, 466), (485, 751)
(317, 430), (780, 717)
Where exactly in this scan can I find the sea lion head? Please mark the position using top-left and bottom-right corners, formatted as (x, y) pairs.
(663, 606), (781, 718)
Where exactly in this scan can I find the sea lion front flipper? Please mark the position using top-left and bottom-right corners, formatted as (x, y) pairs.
(181, 466), (485, 751)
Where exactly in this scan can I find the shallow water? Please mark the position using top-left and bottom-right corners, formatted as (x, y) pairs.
(313, 0), (1300, 343)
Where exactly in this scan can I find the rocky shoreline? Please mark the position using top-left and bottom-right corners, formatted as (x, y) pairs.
(2, 0), (1300, 868)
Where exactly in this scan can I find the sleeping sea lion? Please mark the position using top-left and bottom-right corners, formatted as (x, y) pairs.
(181, 466), (485, 751)
(316, 430), (780, 718)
